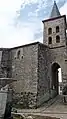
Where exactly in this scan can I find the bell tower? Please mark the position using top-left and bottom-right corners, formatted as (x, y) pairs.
(42, 1), (66, 48)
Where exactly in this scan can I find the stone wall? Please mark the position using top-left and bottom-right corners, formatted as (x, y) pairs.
(50, 46), (67, 71)
(0, 49), (12, 89)
(45, 45), (67, 98)
(49, 46), (67, 88)
(9, 42), (38, 108)
(0, 49), (9, 78)
(37, 43), (50, 106)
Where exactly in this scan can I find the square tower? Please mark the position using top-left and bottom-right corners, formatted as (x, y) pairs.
(42, 1), (66, 48)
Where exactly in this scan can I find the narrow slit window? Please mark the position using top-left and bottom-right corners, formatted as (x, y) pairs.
(48, 37), (52, 44)
(56, 26), (59, 33)
(56, 35), (60, 43)
(48, 28), (52, 35)
(17, 50), (20, 59)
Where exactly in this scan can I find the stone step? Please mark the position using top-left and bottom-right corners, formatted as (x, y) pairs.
(40, 95), (61, 110)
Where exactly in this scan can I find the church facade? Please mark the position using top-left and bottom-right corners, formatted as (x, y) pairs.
(0, 1), (67, 108)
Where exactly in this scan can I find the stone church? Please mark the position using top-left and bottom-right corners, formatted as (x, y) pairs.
(0, 1), (67, 108)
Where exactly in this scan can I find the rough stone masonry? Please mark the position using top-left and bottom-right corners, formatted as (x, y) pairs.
(0, 1), (67, 109)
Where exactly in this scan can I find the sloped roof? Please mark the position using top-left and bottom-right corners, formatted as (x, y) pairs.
(50, 1), (61, 18)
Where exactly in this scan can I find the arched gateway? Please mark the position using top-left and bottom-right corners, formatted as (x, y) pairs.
(51, 63), (62, 96)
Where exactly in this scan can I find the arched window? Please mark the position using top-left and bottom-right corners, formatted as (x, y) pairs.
(56, 26), (59, 33)
(48, 28), (52, 35)
(17, 50), (20, 59)
(56, 35), (60, 43)
(48, 37), (52, 44)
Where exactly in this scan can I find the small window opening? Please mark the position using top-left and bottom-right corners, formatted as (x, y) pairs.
(48, 28), (52, 35)
(17, 50), (20, 59)
(48, 37), (52, 44)
(56, 26), (59, 33)
(56, 35), (60, 43)
(21, 56), (23, 59)
(21, 92), (23, 95)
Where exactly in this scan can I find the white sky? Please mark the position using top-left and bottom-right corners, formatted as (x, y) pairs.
(0, 0), (67, 48)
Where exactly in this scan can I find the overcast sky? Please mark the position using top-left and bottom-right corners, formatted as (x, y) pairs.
(0, 0), (67, 48)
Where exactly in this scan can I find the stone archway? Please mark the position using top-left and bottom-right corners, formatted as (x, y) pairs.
(51, 63), (62, 96)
